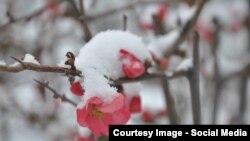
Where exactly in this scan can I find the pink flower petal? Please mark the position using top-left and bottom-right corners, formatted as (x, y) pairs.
(108, 106), (131, 125)
(98, 94), (124, 113)
(76, 106), (88, 127)
(129, 96), (141, 113)
(70, 81), (84, 96)
(86, 116), (108, 136)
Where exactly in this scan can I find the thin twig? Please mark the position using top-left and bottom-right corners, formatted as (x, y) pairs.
(79, 0), (92, 41)
(211, 17), (222, 124)
(0, 0), (63, 31)
(161, 77), (179, 124)
(187, 31), (201, 124)
(164, 0), (208, 57)
(34, 79), (77, 107)
(87, 0), (167, 21)
(114, 70), (187, 85)
(123, 14), (127, 31)
(152, 14), (165, 36)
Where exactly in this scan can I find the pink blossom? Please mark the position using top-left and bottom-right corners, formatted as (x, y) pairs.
(119, 49), (145, 78)
(76, 94), (130, 136)
(70, 81), (84, 96)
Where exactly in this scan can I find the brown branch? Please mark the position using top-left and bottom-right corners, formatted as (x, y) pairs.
(187, 31), (201, 124)
(123, 14), (127, 31)
(211, 17), (222, 124)
(0, 57), (82, 78)
(114, 70), (187, 85)
(161, 77), (179, 124)
(87, 0), (167, 21)
(79, 0), (92, 42)
(164, 0), (208, 57)
(0, 0), (63, 31)
(34, 79), (77, 107)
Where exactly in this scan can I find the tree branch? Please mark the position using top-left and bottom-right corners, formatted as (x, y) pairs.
(79, 0), (92, 41)
(187, 31), (201, 124)
(87, 0), (167, 21)
(113, 70), (187, 85)
(164, 0), (208, 57)
(34, 79), (77, 107)
(161, 77), (179, 124)
(0, 57), (82, 77)
(0, 0), (63, 31)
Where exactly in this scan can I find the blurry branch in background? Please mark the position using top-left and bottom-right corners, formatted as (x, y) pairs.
(87, 0), (168, 21)
(0, 0), (64, 31)
(211, 17), (222, 124)
(34, 80), (77, 107)
(152, 14), (165, 36)
(79, 0), (92, 41)
(114, 70), (187, 85)
(164, 0), (208, 57)
(186, 31), (201, 124)
(161, 78), (179, 124)
(123, 14), (127, 31)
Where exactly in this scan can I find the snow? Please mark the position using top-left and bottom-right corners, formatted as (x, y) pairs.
(0, 60), (6, 65)
(78, 127), (92, 137)
(175, 58), (193, 71)
(75, 30), (152, 104)
(122, 82), (142, 97)
(22, 54), (40, 64)
(147, 30), (180, 59)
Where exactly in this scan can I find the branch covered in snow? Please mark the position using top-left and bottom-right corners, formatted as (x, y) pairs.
(34, 79), (78, 107)
(164, 0), (208, 57)
(0, 56), (82, 77)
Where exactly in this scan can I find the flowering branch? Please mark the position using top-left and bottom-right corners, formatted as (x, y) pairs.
(164, 0), (208, 57)
(34, 79), (77, 107)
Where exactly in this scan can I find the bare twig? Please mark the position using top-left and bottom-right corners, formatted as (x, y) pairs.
(152, 14), (165, 36)
(161, 77), (179, 124)
(34, 80), (77, 107)
(164, 0), (208, 57)
(123, 14), (127, 31)
(87, 0), (167, 21)
(238, 70), (248, 124)
(187, 31), (201, 124)
(114, 70), (187, 85)
(0, 0), (63, 31)
(211, 17), (222, 124)
(79, 0), (92, 41)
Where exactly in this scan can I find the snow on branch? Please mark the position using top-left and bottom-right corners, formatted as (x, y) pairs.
(164, 0), (208, 57)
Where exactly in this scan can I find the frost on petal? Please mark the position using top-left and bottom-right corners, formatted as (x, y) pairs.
(175, 58), (193, 71)
(70, 81), (84, 96)
(23, 54), (40, 64)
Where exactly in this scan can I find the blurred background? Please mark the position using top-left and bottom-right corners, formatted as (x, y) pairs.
(0, 0), (249, 141)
